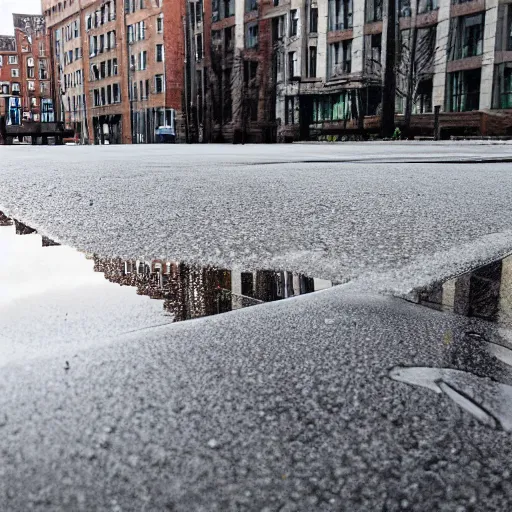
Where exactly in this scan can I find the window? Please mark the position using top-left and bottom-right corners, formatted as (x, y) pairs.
(285, 96), (295, 124)
(225, 27), (234, 52)
(155, 74), (164, 93)
(41, 98), (55, 122)
(109, 1), (116, 20)
(139, 51), (147, 70)
(7, 97), (21, 126)
(39, 41), (46, 56)
(367, 0), (382, 22)
(290, 10), (299, 37)
(329, 0), (353, 30)
(11, 69), (19, 78)
(366, 33), (381, 74)
(310, 7), (318, 33)
(137, 21), (146, 41)
(156, 44), (164, 62)
(113, 83), (120, 102)
(497, 65), (512, 108)
(308, 46), (317, 77)
(245, 22), (258, 49)
(195, 0), (203, 25)
(27, 58), (35, 78)
(329, 40), (352, 77)
(157, 15), (163, 33)
(312, 92), (356, 122)
(196, 34), (203, 60)
(108, 31), (116, 49)
(413, 79), (433, 114)
(447, 69), (481, 112)
(418, 0), (438, 13)
(245, 0), (257, 12)
(288, 51), (298, 78)
(9, 55), (18, 64)
(223, 0), (235, 18)
(12, 82), (20, 93)
(39, 59), (48, 80)
(448, 14), (484, 60)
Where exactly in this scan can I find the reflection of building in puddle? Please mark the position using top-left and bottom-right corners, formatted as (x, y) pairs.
(418, 257), (512, 327)
(95, 258), (333, 323)
(1, 210), (334, 324)
(0, 212), (13, 227)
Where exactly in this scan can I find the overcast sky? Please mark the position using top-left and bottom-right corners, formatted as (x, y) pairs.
(0, 0), (42, 35)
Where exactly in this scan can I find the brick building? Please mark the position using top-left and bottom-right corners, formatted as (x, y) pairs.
(0, 14), (61, 145)
(42, 0), (185, 144)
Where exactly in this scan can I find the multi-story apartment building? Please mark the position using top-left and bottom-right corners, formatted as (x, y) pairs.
(42, 0), (185, 144)
(194, 0), (512, 141)
(0, 14), (60, 145)
(0, 35), (18, 141)
(35, 0), (512, 143)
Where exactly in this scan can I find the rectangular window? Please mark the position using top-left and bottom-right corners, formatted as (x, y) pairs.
(113, 83), (120, 102)
(498, 65), (512, 108)
(290, 10), (299, 37)
(245, 0), (257, 12)
(41, 98), (55, 122)
(155, 74), (164, 93)
(39, 59), (48, 80)
(288, 51), (298, 78)
(447, 68), (481, 112)
(245, 22), (259, 48)
(308, 46), (317, 77)
(196, 34), (203, 60)
(418, 0), (438, 13)
(7, 97), (22, 126)
(285, 96), (295, 124)
(139, 51), (147, 70)
(448, 13), (484, 60)
(329, 0), (353, 31)
(155, 44), (164, 62)
(11, 68), (19, 78)
(157, 15), (163, 33)
(8, 56), (17, 64)
(366, 0), (382, 22)
(310, 7), (318, 33)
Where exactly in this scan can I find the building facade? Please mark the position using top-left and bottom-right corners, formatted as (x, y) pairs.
(35, 0), (512, 143)
(42, 0), (185, 144)
(195, 0), (512, 141)
(0, 14), (60, 145)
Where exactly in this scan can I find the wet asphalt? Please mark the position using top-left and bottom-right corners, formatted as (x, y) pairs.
(2, 143), (512, 510)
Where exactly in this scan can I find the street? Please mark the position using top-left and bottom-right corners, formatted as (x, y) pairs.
(2, 143), (512, 510)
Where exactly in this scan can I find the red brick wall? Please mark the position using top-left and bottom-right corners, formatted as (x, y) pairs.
(162, 0), (186, 112)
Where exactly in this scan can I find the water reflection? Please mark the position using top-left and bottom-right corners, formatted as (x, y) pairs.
(415, 256), (512, 328)
(0, 211), (333, 323)
(95, 257), (331, 322)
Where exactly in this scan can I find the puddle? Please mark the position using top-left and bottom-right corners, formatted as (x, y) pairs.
(412, 257), (512, 327)
(391, 256), (512, 431)
(0, 212), (334, 324)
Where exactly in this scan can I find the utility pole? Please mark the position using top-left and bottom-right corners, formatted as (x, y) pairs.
(381, 0), (397, 138)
